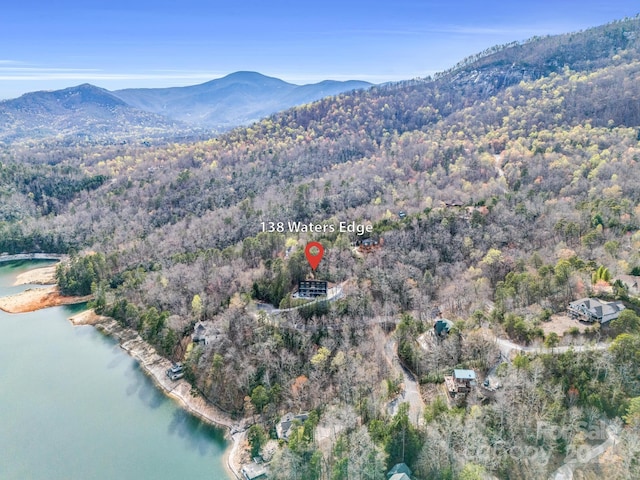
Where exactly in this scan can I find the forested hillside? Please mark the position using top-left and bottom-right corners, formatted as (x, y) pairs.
(0, 84), (194, 144)
(3, 16), (640, 480)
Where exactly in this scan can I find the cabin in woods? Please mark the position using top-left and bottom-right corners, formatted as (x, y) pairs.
(445, 369), (477, 397)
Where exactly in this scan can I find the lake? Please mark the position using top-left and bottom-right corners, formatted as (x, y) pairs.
(0, 260), (230, 480)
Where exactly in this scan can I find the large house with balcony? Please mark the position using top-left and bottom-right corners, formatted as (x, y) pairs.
(568, 298), (625, 324)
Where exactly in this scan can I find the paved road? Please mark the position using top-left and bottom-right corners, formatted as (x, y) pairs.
(417, 325), (610, 359)
(550, 425), (620, 480)
(493, 337), (610, 358)
(384, 338), (424, 427)
(485, 336), (610, 388)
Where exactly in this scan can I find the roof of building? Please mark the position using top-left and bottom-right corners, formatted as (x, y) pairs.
(388, 474), (411, 480)
(569, 298), (625, 318)
(454, 369), (476, 380)
(241, 462), (268, 480)
(434, 318), (453, 335)
(388, 463), (412, 477)
(277, 412), (309, 440)
(192, 321), (221, 344)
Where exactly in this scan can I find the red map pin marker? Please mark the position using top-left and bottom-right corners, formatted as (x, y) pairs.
(305, 242), (324, 271)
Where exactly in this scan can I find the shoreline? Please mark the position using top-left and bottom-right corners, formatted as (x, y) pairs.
(90, 315), (246, 480)
(0, 253), (65, 263)
(13, 264), (58, 286)
(0, 258), (246, 479)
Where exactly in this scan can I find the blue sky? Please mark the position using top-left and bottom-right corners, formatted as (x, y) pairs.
(0, 0), (638, 99)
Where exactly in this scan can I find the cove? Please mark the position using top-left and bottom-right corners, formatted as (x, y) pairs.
(0, 261), (230, 480)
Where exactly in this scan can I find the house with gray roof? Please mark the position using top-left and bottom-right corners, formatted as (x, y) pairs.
(568, 298), (625, 323)
(276, 412), (309, 441)
(192, 322), (208, 344)
(191, 321), (221, 345)
(241, 462), (268, 480)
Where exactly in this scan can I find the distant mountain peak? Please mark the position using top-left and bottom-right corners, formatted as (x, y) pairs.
(196, 71), (292, 90)
(112, 72), (372, 129)
(2, 83), (128, 111)
(221, 71), (280, 80)
(75, 82), (99, 89)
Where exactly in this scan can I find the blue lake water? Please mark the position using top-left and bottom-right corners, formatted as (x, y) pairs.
(0, 260), (230, 480)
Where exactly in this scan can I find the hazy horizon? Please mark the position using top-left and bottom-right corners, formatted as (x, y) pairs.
(1, 0), (639, 100)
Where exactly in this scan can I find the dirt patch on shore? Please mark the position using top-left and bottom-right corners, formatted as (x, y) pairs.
(13, 265), (57, 286)
(0, 286), (92, 313)
(69, 309), (109, 325)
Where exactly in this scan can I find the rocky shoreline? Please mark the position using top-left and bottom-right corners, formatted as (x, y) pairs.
(0, 259), (247, 479)
(89, 315), (247, 480)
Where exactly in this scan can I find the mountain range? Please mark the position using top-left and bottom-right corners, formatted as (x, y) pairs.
(113, 71), (372, 128)
(0, 83), (184, 144)
(0, 72), (371, 143)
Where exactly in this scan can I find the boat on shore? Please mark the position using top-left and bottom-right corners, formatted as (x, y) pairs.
(167, 362), (185, 380)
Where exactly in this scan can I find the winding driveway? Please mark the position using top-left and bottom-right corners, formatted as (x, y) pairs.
(550, 425), (620, 480)
(384, 338), (425, 427)
(493, 336), (610, 358)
